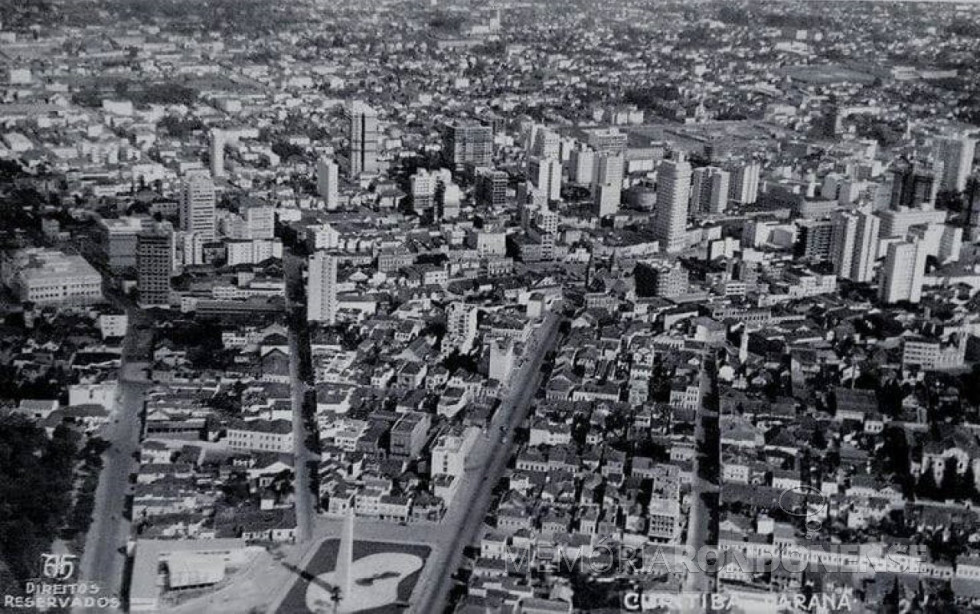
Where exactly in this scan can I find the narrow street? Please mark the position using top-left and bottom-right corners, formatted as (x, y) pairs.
(682, 354), (721, 606)
(284, 249), (316, 543)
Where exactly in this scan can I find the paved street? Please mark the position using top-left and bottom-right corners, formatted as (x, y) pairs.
(682, 355), (721, 606)
(75, 303), (151, 614)
(411, 310), (562, 614)
(284, 250), (316, 544)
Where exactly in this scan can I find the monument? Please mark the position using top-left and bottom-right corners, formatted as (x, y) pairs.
(305, 509), (424, 614)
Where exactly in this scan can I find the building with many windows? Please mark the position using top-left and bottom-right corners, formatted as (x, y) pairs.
(137, 223), (174, 307)
(180, 171), (216, 240)
(346, 100), (379, 176)
(1, 248), (103, 306)
(879, 240), (927, 304)
(654, 158), (691, 253)
(442, 120), (493, 171)
(308, 251), (339, 324)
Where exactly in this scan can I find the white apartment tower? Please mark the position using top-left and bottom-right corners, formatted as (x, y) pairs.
(936, 135), (976, 193)
(654, 158), (692, 253)
(879, 240), (927, 304)
(210, 129), (225, 178)
(528, 157), (562, 202)
(592, 152), (624, 217)
(180, 171), (216, 241)
(308, 251), (339, 324)
(530, 125), (561, 159)
(445, 302), (479, 354)
(569, 146), (596, 185)
(830, 210), (880, 283)
(728, 161), (761, 205)
(316, 156), (340, 209)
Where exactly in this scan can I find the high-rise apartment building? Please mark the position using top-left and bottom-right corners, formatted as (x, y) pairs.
(889, 159), (938, 209)
(445, 302), (479, 354)
(691, 166), (730, 214)
(528, 157), (562, 202)
(316, 156), (340, 209)
(308, 251), (339, 324)
(727, 161), (760, 205)
(569, 146), (596, 185)
(879, 240), (927, 304)
(592, 152), (624, 217)
(965, 175), (980, 241)
(475, 168), (508, 208)
(830, 209), (880, 283)
(654, 158), (692, 253)
(442, 120), (493, 171)
(180, 171), (216, 241)
(137, 223), (173, 307)
(936, 135), (976, 193)
(795, 219), (834, 262)
(529, 125), (560, 159)
(585, 127), (628, 155)
(411, 168), (438, 213)
(346, 100), (379, 176)
(210, 129), (225, 177)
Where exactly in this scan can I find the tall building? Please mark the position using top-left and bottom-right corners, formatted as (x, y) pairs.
(438, 173), (462, 221)
(889, 159), (938, 209)
(634, 260), (689, 298)
(691, 166), (729, 214)
(346, 100), (379, 176)
(938, 225), (963, 263)
(475, 168), (508, 207)
(442, 120), (493, 171)
(180, 171), (216, 240)
(569, 146), (596, 185)
(178, 231), (205, 267)
(308, 252), (339, 324)
(97, 216), (154, 270)
(529, 125), (560, 159)
(243, 206), (275, 240)
(210, 129), (225, 177)
(728, 161), (760, 205)
(821, 105), (843, 138)
(316, 156), (340, 209)
(878, 208), (947, 238)
(965, 175), (980, 241)
(528, 157), (561, 202)
(137, 224), (173, 307)
(445, 302), (479, 354)
(830, 210), (880, 283)
(592, 152), (624, 217)
(489, 337), (516, 383)
(654, 158), (692, 253)
(411, 168), (438, 214)
(795, 219), (834, 262)
(879, 240), (927, 304)
(585, 127), (628, 155)
(936, 135), (976, 193)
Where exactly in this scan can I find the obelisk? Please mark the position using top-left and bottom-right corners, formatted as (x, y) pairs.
(335, 507), (355, 606)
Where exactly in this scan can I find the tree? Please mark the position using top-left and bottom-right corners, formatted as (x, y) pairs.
(915, 468), (938, 500)
(962, 465), (979, 503)
(939, 460), (959, 500)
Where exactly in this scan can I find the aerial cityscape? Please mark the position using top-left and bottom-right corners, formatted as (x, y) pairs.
(1, 1), (980, 613)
